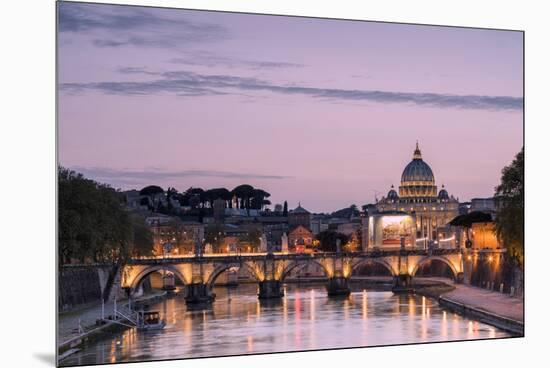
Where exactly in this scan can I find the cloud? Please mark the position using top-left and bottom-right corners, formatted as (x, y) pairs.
(60, 69), (523, 111)
(58, 2), (228, 48)
(70, 166), (292, 187)
(169, 51), (304, 70)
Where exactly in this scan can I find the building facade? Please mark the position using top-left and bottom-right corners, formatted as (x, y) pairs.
(288, 225), (314, 252)
(375, 143), (459, 242)
(288, 203), (311, 229)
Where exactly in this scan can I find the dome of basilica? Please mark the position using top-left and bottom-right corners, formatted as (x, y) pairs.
(438, 186), (450, 200)
(400, 144), (435, 183)
(387, 185), (399, 200)
(398, 142), (438, 198)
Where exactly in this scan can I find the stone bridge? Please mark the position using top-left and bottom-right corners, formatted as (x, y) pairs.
(122, 249), (464, 305)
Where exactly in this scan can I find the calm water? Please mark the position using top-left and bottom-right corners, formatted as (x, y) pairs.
(61, 284), (512, 366)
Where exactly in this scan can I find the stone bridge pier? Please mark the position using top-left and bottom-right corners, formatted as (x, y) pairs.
(258, 280), (284, 299)
(184, 283), (215, 305)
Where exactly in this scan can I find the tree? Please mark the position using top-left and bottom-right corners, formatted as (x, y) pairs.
(316, 230), (349, 252)
(231, 184), (255, 209)
(166, 187), (178, 199)
(204, 187), (231, 208)
(204, 223), (225, 252)
(450, 212), (493, 227)
(139, 185), (164, 197)
(495, 148), (524, 267)
(131, 215), (154, 257)
(283, 201), (288, 216)
(59, 167), (135, 265)
(238, 227), (263, 252)
(139, 185), (164, 210)
(139, 197), (150, 208)
(186, 187), (205, 208)
(251, 189), (271, 210)
(331, 205), (360, 219)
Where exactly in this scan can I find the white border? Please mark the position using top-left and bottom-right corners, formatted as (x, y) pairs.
(2, 1), (548, 367)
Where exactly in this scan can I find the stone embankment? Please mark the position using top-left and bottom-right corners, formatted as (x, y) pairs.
(414, 277), (523, 335)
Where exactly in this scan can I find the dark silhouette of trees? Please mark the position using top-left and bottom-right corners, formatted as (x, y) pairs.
(59, 167), (153, 265)
(251, 189), (271, 210)
(283, 201), (288, 216)
(131, 215), (154, 257)
(316, 230), (349, 252)
(495, 148), (524, 267)
(450, 212), (493, 227)
(186, 187), (205, 208)
(139, 185), (164, 210)
(331, 205), (360, 219)
(139, 185), (164, 196)
(204, 223), (225, 252)
(231, 184), (255, 209)
(204, 187), (232, 208)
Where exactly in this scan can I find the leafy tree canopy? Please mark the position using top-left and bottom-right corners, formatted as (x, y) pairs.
(59, 167), (153, 265)
(316, 230), (349, 252)
(139, 185), (164, 196)
(495, 148), (524, 266)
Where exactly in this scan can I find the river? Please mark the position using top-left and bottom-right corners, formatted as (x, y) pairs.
(60, 283), (513, 366)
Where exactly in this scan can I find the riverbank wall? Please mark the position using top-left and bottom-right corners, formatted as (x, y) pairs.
(463, 249), (524, 298)
(59, 264), (129, 312)
(412, 278), (523, 335)
(438, 296), (523, 335)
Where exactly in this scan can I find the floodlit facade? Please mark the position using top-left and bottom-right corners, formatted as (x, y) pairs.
(376, 143), (459, 242)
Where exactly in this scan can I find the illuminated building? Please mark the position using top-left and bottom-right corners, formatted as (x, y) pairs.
(363, 212), (417, 250)
(287, 204), (314, 252)
(146, 215), (205, 255)
(288, 225), (314, 252)
(376, 142), (459, 242)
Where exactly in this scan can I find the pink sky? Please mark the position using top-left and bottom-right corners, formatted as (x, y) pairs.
(57, 2), (523, 212)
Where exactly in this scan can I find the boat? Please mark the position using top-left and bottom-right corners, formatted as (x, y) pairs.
(136, 311), (166, 331)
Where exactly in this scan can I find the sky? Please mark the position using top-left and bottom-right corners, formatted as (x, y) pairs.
(57, 2), (523, 213)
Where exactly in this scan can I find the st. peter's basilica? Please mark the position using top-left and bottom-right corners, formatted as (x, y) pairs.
(375, 142), (459, 241)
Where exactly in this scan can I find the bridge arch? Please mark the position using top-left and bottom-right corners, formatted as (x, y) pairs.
(128, 265), (187, 292)
(351, 258), (397, 277)
(410, 256), (459, 280)
(205, 262), (262, 290)
(280, 259), (331, 281)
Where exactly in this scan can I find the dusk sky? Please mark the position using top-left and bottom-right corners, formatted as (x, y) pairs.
(57, 2), (523, 213)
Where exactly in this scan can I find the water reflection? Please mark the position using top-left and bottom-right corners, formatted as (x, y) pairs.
(61, 284), (512, 366)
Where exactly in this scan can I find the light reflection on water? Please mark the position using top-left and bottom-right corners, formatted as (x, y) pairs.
(61, 284), (511, 366)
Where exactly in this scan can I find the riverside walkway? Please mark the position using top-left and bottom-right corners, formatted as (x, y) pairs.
(442, 283), (523, 323)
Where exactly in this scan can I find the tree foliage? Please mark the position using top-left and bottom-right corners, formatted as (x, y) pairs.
(331, 205), (360, 219)
(450, 212), (493, 227)
(494, 148), (524, 267)
(139, 185), (164, 196)
(58, 167), (153, 265)
(316, 230), (349, 252)
(238, 227), (263, 250)
(204, 223), (225, 252)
